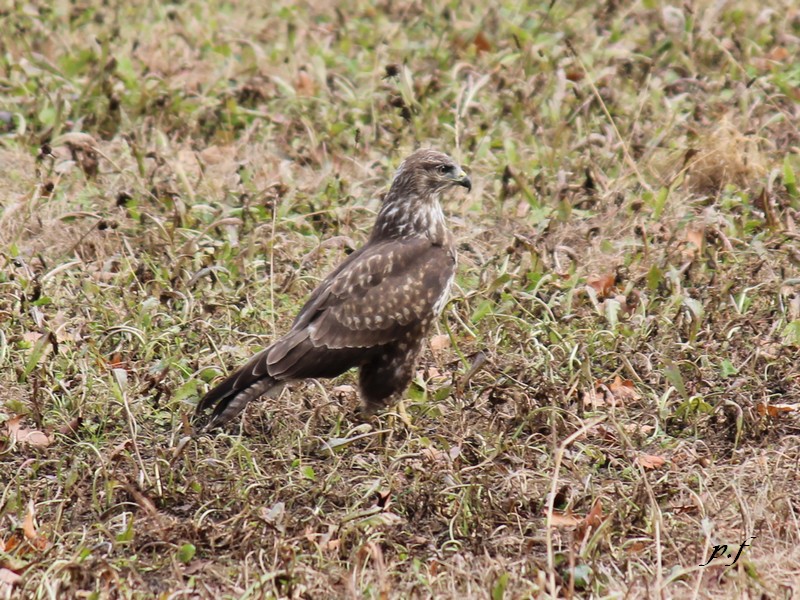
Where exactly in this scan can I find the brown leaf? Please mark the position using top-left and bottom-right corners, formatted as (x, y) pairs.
(18, 430), (51, 447)
(757, 402), (798, 417)
(637, 454), (666, 469)
(124, 483), (158, 516)
(623, 423), (655, 436)
(108, 439), (133, 461)
(421, 447), (448, 463)
(576, 499), (604, 539)
(1, 532), (22, 553)
(22, 500), (48, 551)
(106, 352), (125, 369)
(5, 415), (22, 436)
(592, 425), (618, 443)
(0, 568), (21, 587)
(608, 375), (642, 402)
(587, 273), (615, 298)
(565, 69), (584, 82)
(626, 541), (648, 553)
(473, 31), (492, 53)
(429, 334), (450, 353)
(754, 188), (780, 229)
(426, 366), (446, 381)
(548, 510), (582, 528)
(304, 526), (316, 544)
(294, 69), (315, 96)
(582, 386), (610, 409)
(670, 504), (699, 514)
(6, 416), (52, 448)
(584, 499), (603, 529)
(766, 47), (790, 62)
(683, 226), (705, 259)
(57, 416), (83, 436)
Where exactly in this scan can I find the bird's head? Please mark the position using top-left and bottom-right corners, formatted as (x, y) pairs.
(375, 149), (470, 243)
(391, 149), (472, 198)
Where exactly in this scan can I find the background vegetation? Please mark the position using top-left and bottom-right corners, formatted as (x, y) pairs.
(2, 0), (800, 597)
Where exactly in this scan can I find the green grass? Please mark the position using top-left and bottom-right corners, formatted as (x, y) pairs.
(2, 0), (800, 597)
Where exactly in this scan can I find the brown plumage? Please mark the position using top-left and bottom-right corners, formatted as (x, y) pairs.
(194, 149), (471, 431)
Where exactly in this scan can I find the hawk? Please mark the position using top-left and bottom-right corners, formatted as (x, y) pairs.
(194, 149), (471, 431)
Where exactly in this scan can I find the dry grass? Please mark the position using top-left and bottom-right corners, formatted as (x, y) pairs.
(2, 0), (800, 598)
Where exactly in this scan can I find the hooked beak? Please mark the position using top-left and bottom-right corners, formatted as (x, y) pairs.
(452, 168), (472, 192)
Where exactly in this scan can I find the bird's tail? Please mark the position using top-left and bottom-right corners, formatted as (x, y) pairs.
(194, 348), (284, 432)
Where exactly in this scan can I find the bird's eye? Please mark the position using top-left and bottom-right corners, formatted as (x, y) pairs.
(437, 164), (450, 175)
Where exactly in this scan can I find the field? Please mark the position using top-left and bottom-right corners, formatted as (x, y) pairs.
(2, 0), (800, 597)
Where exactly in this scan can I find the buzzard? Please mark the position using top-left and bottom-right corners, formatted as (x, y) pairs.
(194, 149), (471, 431)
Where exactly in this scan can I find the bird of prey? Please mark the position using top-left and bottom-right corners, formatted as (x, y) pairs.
(194, 149), (471, 431)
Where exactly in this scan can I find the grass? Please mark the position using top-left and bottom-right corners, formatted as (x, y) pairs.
(1, 0), (800, 597)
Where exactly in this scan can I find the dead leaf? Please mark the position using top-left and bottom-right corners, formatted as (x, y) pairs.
(1, 532), (22, 553)
(425, 366), (447, 381)
(592, 424), (618, 443)
(17, 429), (50, 447)
(565, 69), (584, 82)
(198, 144), (235, 165)
(683, 226), (705, 259)
(626, 541), (648, 553)
(106, 352), (125, 369)
(54, 131), (97, 148)
(421, 447), (448, 463)
(57, 416), (82, 436)
(0, 568), (21, 587)
(754, 188), (780, 229)
(584, 499), (603, 529)
(623, 423), (655, 436)
(294, 69), (315, 96)
(576, 499), (604, 539)
(670, 504), (699, 514)
(5, 416), (52, 448)
(608, 375), (642, 402)
(766, 47), (790, 62)
(473, 31), (492, 53)
(637, 454), (666, 469)
(582, 386), (610, 409)
(304, 526), (316, 544)
(429, 334), (450, 353)
(22, 500), (48, 551)
(449, 445), (461, 461)
(124, 483), (158, 516)
(108, 439), (133, 461)
(587, 273), (615, 298)
(757, 402), (798, 417)
(331, 384), (356, 395)
(586, 376), (642, 409)
(429, 559), (440, 576)
(548, 510), (582, 528)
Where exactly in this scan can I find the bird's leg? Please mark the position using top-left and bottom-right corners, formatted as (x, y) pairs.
(358, 347), (418, 427)
(394, 397), (414, 429)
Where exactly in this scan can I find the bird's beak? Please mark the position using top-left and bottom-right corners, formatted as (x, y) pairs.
(453, 168), (472, 192)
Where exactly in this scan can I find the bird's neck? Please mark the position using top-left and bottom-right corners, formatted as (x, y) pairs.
(373, 190), (448, 245)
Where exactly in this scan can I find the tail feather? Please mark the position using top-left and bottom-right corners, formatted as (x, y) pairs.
(194, 348), (282, 431)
